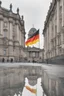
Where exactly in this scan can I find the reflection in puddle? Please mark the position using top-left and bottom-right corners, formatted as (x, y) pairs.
(7, 77), (47, 96)
(22, 77), (47, 96)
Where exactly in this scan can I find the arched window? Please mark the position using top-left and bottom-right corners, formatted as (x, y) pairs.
(4, 49), (6, 55)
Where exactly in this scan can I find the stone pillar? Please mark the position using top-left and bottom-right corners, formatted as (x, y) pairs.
(48, 24), (50, 51)
(0, 20), (3, 36)
(8, 18), (13, 58)
(61, 31), (63, 44)
(21, 30), (25, 47)
(57, 0), (60, 33)
(47, 27), (49, 58)
(62, 0), (64, 27)
(19, 30), (21, 45)
(9, 18), (13, 40)
(61, 0), (64, 45)
(16, 20), (19, 42)
(45, 30), (47, 60)
(46, 31), (47, 59)
(0, 15), (3, 36)
(49, 22), (51, 50)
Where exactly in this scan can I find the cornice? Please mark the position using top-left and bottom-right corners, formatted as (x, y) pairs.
(0, 7), (25, 28)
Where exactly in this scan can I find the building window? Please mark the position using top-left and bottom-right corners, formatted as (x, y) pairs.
(4, 49), (6, 55)
(4, 22), (7, 28)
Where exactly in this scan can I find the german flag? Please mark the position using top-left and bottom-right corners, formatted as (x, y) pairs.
(25, 29), (39, 46)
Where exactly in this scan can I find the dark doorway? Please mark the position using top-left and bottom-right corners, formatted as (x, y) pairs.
(7, 59), (9, 62)
(2, 58), (5, 62)
(10, 58), (13, 62)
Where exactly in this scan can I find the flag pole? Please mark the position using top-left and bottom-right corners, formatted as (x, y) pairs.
(38, 29), (40, 49)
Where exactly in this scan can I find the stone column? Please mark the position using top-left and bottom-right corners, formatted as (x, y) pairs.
(19, 30), (21, 46)
(0, 20), (3, 36)
(46, 30), (47, 59)
(57, 0), (60, 33)
(0, 15), (3, 36)
(21, 30), (25, 47)
(62, 0), (64, 27)
(47, 27), (49, 58)
(48, 24), (50, 50)
(16, 20), (19, 42)
(14, 20), (19, 61)
(9, 18), (13, 40)
(61, 0), (64, 45)
(8, 18), (13, 58)
(49, 21), (52, 58)
(61, 31), (63, 44)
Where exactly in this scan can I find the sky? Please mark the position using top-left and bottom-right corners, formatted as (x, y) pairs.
(1, 0), (52, 48)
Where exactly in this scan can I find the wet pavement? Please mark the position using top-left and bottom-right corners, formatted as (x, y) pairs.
(0, 63), (64, 78)
(41, 64), (64, 78)
(0, 63), (64, 96)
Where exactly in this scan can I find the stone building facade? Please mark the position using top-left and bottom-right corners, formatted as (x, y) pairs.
(0, 1), (26, 62)
(0, 1), (44, 63)
(25, 47), (44, 63)
(43, 0), (64, 64)
(25, 27), (44, 63)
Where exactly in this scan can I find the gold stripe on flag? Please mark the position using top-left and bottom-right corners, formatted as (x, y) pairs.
(25, 86), (36, 94)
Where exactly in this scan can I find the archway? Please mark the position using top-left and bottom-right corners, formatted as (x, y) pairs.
(7, 59), (9, 62)
(10, 58), (13, 62)
(2, 58), (5, 62)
